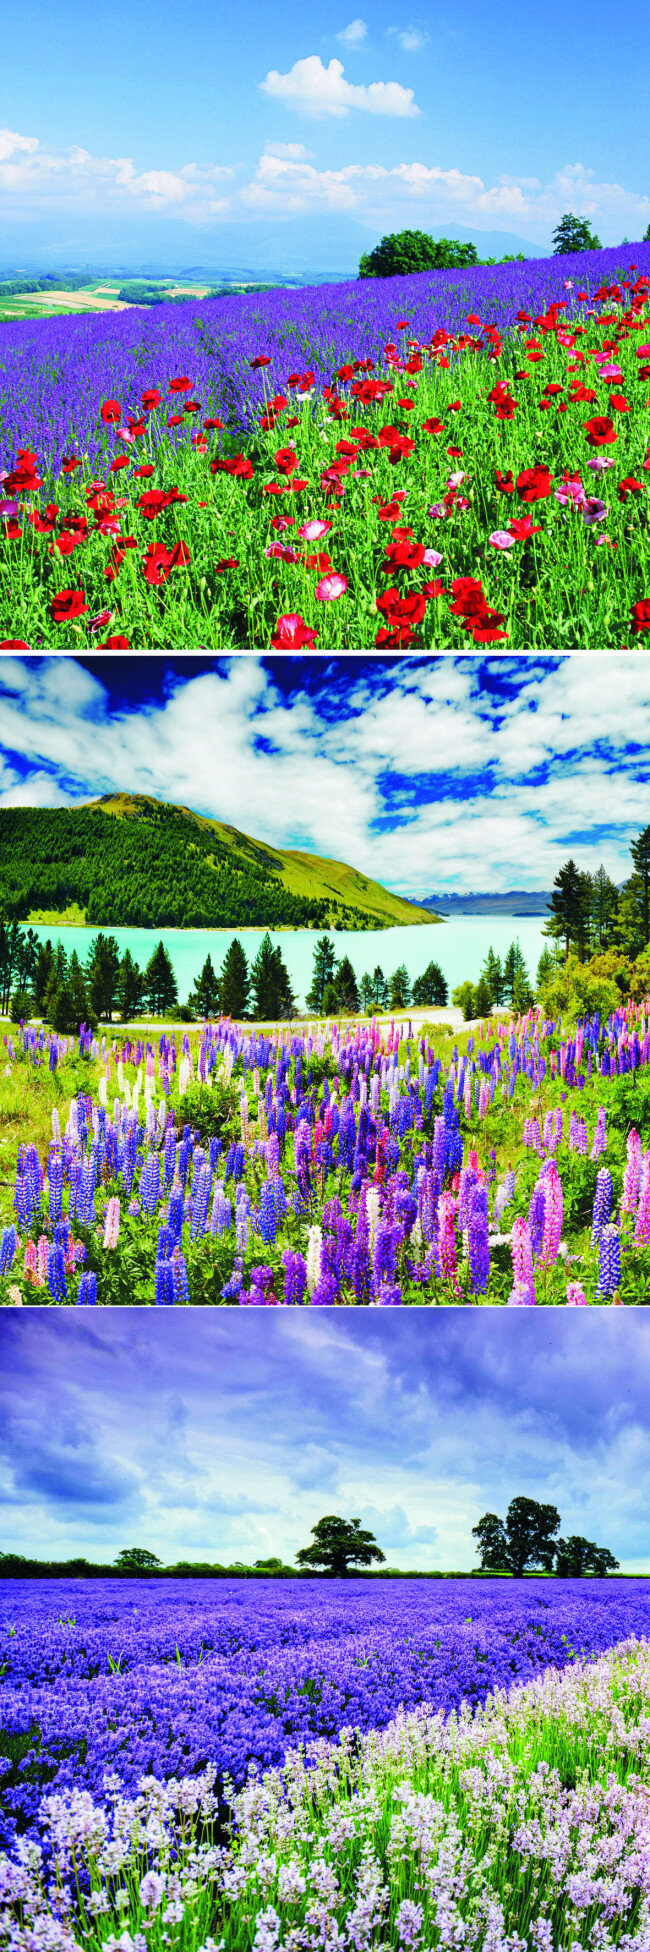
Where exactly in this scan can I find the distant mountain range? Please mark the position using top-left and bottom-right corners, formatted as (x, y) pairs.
(423, 891), (553, 916)
(0, 213), (543, 282)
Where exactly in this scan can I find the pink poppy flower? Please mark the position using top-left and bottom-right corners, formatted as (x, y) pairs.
(315, 573), (347, 601)
(422, 548), (443, 568)
(488, 531), (516, 551)
(586, 456), (615, 473)
(298, 519), (332, 541)
(264, 543), (300, 562)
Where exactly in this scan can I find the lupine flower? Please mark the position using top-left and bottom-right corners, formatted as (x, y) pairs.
(102, 1196), (121, 1250)
(597, 1222), (621, 1297)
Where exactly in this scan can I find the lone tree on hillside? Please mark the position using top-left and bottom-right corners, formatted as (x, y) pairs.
(359, 229), (478, 279)
(114, 1547), (162, 1569)
(552, 212), (601, 254)
(296, 1515), (386, 1577)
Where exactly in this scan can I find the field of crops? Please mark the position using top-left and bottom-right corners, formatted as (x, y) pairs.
(2, 1577), (650, 1952)
(3, 999), (650, 1305)
(1, 244), (649, 647)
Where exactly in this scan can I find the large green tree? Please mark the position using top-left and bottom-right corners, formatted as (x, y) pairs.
(335, 955), (360, 1014)
(220, 938), (250, 1018)
(388, 963), (411, 1010)
(472, 1496), (561, 1577)
(306, 935), (338, 1012)
(86, 932), (121, 1021)
(114, 1547), (162, 1569)
(545, 861), (590, 960)
(145, 941), (178, 1015)
(554, 1535), (619, 1576)
(359, 229), (478, 278)
(188, 953), (220, 1018)
(117, 949), (146, 1021)
(411, 960), (448, 1007)
(296, 1515), (385, 1577)
(249, 933), (296, 1020)
(552, 213), (601, 253)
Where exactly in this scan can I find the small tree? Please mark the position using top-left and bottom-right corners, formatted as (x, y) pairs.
(296, 1515), (385, 1577)
(452, 979), (476, 1020)
(86, 933), (121, 1022)
(114, 1547), (162, 1569)
(117, 948), (146, 1021)
(371, 964), (389, 1009)
(481, 946), (504, 1005)
(249, 933), (296, 1020)
(188, 953), (220, 1018)
(306, 935), (337, 1012)
(388, 963), (411, 1010)
(335, 955), (360, 1014)
(360, 971), (374, 1014)
(220, 938), (249, 1018)
(473, 973), (493, 1018)
(552, 213), (601, 254)
(145, 941), (178, 1016)
(411, 960), (448, 1007)
(322, 981), (340, 1016)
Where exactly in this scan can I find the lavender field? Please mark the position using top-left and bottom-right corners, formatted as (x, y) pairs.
(2, 1576), (650, 1952)
(1, 1573), (648, 1845)
(1, 245), (649, 646)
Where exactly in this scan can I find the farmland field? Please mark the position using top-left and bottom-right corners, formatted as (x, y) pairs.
(2, 1576), (650, 1951)
(1, 243), (649, 648)
(3, 998), (650, 1305)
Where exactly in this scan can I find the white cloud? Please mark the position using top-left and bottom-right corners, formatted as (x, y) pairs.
(263, 142), (313, 160)
(259, 55), (420, 118)
(389, 26), (430, 50)
(336, 17), (369, 45)
(1, 658), (650, 900)
(0, 125), (233, 219)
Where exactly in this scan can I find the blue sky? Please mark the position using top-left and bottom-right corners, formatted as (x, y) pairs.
(2, 0), (649, 268)
(0, 654), (648, 896)
(0, 1311), (647, 1569)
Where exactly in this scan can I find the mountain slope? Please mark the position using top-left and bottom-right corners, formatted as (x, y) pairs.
(0, 795), (438, 932)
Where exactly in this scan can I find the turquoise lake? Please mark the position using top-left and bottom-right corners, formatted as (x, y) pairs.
(28, 915), (549, 1008)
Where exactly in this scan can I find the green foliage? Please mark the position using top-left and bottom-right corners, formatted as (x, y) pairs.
(306, 936), (337, 1012)
(296, 1515), (386, 1576)
(538, 951), (621, 1022)
(249, 933), (296, 1019)
(359, 229), (479, 279)
(388, 963), (411, 1010)
(335, 956), (360, 1014)
(114, 1547), (162, 1568)
(220, 938), (250, 1018)
(411, 960), (448, 1007)
(188, 953), (220, 1018)
(552, 212), (602, 253)
(0, 803), (330, 930)
(144, 941), (178, 1015)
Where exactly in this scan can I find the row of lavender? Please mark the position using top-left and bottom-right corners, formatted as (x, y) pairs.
(2, 998), (650, 1304)
(2, 244), (649, 477)
(1, 1576), (648, 1849)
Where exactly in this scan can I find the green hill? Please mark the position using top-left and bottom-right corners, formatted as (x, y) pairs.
(0, 796), (439, 932)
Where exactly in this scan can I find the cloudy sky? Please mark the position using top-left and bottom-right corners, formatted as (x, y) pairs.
(0, 654), (648, 898)
(2, 0), (649, 261)
(0, 1311), (647, 1570)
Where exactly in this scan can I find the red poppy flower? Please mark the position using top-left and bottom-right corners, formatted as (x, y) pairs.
(516, 465), (553, 502)
(141, 390), (161, 411)
(100, 399), (121, 423)
(422, 418), (445, 436)
(375, 623), (417, 647)
(50, 588), (88, 623)
(376, 589), (426, 627)
(422, 579), (445, 599)
(62, 455), (81, 474)
(211, 454), (254, 480)
(609, 394), (630, 413)
(203, 417), (224, 430)
(27, 504), (58, 533)
(215, 558), (239, 574)
(274, 447), (299, 476)
(169, 376), (192, 393)
(495, 469), (515, 495)
(382, 540), (425, 570)
(99, 635), (131, 648)
(270, 613), (317, 649)
(583, 416), (617, 445)
(110, 456), (130, 473)
(508, 515), (542, 541)
(618, 477), (644, 500)
(631, 599), (650, 633)
(3, 519), (22, 540)
(0, 639), (29, 648)
(133, 465), (155, 479)
(250, 355), (271, 369)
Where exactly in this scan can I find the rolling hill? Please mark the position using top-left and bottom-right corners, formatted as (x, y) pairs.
(0, 795), (439, 932)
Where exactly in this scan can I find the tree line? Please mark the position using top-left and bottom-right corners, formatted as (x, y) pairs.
(0, 1499), (619, 1579)
(356, 215), (650, 282)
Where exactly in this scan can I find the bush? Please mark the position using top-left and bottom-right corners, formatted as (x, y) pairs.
(538, 952), (620, 1021)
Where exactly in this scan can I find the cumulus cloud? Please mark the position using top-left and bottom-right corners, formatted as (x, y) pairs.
(387, 26), (430, 50)
(259, 54), (420, 118)
(1, 656), (649, 898)
(0, 124), (233, 219)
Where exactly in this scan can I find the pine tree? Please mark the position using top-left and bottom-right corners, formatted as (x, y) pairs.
(481, 946), (504, 1004)
(334, 955), (359, 1013)
(411, 960), (448, 1007)
(249, 933), (296, 1019)
(117, 949), (145, 1021)
(86, 933), (121, 1021)
(188, 953), (220, 1018)
(630, 826), (650, 947)
(371, 965), (389, 1009)
(145, 941), (178, 1015)
(68, 950), (95, 1031)
(306, 935), (337, 1011)
(545, 860), (588, 960)
(360, 971), (374, 1014)
(536, 945), (556, 994)
(220, 939), (249, 1017)
(388, 964), (411, 1010)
